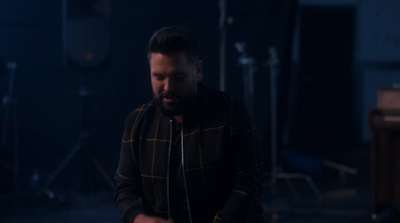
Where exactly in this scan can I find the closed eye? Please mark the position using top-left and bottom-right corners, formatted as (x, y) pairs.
(173, 72), (186, 80)
(152, 73), (165, 81)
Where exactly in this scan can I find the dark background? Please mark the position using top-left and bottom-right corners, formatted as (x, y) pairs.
(0, 0), (400, 219)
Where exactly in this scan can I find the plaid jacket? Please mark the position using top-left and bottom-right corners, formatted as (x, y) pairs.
(114, 86), (263, 223)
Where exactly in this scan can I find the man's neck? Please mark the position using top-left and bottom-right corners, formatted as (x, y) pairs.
(173, 115), (183, 123)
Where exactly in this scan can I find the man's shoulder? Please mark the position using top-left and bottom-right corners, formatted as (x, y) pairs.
(124, 100), (157, 125)
(202, 86), (244, 108)
(132, 100), (156, 115)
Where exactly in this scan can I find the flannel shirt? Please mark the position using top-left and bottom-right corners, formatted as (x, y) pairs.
(114, 85), (263, 223)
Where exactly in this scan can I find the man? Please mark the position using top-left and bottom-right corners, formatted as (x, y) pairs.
(114, 26), (263, 223)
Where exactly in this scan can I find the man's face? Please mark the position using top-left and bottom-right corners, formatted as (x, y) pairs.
(149, 52), (203, 116)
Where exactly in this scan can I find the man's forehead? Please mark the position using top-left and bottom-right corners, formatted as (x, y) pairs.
(149, 51), (185, 58)
(150, 52), (191, 65)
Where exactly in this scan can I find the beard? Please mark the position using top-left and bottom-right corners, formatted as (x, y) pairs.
(154, 86), (197, 117)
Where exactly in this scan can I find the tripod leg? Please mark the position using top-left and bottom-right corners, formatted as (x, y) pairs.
(86, 149), (116, 190)
(285, 178), (300, 200)
(34, 142), (82, 201)
(304, 175), (323, 203)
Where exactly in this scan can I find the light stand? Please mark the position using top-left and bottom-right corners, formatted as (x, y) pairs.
(219, 0), (228, 92)
(268, 47), (279, 198)
(34, 71), (115, 201)
(1, 60), (20, 193)
(266, 46), (322, 222)
(235, 42), (256, 116)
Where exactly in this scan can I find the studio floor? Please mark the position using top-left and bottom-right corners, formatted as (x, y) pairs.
(0, 146), (377, 223)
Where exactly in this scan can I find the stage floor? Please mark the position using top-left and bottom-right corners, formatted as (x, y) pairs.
(0, 145), (377, 223)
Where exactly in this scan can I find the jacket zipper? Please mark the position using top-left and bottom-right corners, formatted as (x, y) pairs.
(167, 120), (173, 222)
(181, 124), (193, 223)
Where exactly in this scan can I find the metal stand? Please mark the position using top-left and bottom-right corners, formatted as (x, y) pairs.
(235, 42), (256, 116)
(35, 72), (115, 201)
(268, 46), (279, 198)
(266, 47), (322, 222)
(219, 0), (228, 92)
(1, 61), (20, 193)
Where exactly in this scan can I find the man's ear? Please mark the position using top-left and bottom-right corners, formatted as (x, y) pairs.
(196, 60), (203, 81)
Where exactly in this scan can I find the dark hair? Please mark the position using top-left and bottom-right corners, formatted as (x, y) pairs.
(148, 26), (199, 63)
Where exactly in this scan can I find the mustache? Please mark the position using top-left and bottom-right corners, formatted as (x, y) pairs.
(160, 92), (179, 98)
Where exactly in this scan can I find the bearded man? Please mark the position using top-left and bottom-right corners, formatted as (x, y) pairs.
(114, 26), (264, 223)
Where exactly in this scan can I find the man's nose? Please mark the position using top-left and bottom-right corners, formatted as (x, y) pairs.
(163, 77), (175, 92)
